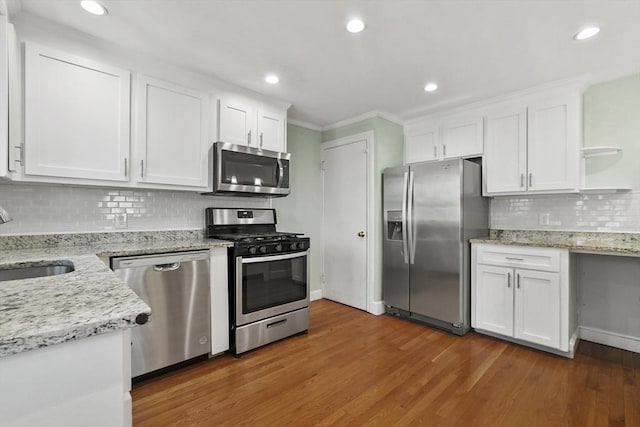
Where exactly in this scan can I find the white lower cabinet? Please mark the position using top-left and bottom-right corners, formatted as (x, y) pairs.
(472, 243), (571, 354)
(0, 330), (132, 427)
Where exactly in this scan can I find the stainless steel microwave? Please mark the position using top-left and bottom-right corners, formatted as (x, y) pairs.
(204, 142), (290, 197)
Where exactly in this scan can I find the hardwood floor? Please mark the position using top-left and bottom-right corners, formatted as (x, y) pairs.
(132, 299), (640, 426)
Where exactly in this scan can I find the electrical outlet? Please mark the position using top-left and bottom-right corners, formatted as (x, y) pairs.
(115, 213), (127, 229)
(539, 213), (550, 226)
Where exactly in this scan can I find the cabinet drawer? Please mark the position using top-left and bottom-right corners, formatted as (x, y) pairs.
(475, 244), (562, 272)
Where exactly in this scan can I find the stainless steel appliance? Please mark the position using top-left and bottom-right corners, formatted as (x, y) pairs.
(206, 208), (309, 355)
(203, 142), (290, 197)
(111, 251), (211, 377)
(383, 159), (488, 335)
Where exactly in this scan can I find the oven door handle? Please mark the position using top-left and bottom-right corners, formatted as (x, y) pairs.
(241, 251), (308, 264)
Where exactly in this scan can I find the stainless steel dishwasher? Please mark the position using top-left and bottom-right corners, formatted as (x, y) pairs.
(111, 251), (210, 377)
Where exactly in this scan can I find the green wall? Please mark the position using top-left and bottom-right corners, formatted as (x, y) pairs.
(272, 124), (323, 292)
(584, 73), (640, 189)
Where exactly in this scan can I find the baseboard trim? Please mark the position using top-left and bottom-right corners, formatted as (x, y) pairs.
(368, 300), (385, 316)
(579, 326), (640, 353)
(310, 289), (323, 301)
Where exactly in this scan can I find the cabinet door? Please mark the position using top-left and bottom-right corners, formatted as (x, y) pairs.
(0, 16), (8, 178)
(218, 99), (254, 147)
(527, 93), (579, 192)
(257, 108), (286, 152)
(441, 112), (483, 159)
(474, 264), (514, 336)
(137, 76), (210, 188)
(514, 269), (561, 349)
(24, 43), (130, 181)
(484, 104), (527, 194)
(404, 121), (440, 163)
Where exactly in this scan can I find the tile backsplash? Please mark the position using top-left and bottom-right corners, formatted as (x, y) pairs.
(0, 183), (268, 235)
(491, 191), (640, 233)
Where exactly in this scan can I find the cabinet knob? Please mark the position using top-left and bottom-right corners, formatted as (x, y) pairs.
(135, 313), (149, 325)
(358, 231), (365, 238)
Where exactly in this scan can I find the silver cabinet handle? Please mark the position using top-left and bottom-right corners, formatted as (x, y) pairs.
(520, 173), (524, 188)
(529, 173), (533, 187)
(124, 158), (128, 177)
(248, 130), (252, 145)
(517, 273), (521, 289)
(14, 145), (23, 166)
(140, 160), (144, 178)
(505, 257), (524, 261)
(507, 272), (511, 288)
(434, 145), (438, 158)
(153, 262), (180, 272)
(443, 144), (446, 157)
(260, 132), (264, 148)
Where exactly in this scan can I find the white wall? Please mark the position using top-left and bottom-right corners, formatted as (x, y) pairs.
(0, 182), (267, 234)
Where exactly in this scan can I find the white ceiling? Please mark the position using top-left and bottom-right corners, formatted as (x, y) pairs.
(9, 0), (640, 128)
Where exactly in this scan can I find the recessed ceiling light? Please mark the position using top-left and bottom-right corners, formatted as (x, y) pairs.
(265, 74), (279, 85)
(424, 82), (438, 92)
(574, 26), (600, 40)
(80, 0), (108, 16)
(346, 19), (366, 33)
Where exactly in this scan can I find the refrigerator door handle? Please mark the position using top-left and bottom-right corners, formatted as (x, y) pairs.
(408, 170), (416, 264)
(401, 171), (409, 264)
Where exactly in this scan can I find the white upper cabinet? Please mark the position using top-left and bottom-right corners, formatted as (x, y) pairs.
(441, 112), (483, 159)
(257, 107), (286, 152)
(404, 109), (483, 164)
(485, 104), (528, 193)
(404, 120), (439, 163)
(484, 84), (581, 195)
(0, 16), (8, 178)
(218, 99), (254, 147)
(218, 98), (287, 152)
(135, 76), (210, 188)
(24, 43), (130, 182)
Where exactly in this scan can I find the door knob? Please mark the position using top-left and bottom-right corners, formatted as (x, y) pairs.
(358, 231), (365, 237)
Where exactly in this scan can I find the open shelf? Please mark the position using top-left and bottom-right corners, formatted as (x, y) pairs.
(581, 146), (623, 157)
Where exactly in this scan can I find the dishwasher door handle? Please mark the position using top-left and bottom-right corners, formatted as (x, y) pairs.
(153, 262), (181, 272)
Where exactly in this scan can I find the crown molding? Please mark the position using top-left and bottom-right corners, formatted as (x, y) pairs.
(287, 118), (323, 132)
(322, 110), (404, 131)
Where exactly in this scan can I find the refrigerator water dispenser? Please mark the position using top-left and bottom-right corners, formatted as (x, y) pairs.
(386, 210), (403, 241)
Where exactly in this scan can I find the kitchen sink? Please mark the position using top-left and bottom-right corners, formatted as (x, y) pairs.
(0, 261), (75, 282)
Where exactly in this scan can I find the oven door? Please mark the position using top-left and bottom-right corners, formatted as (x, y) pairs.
(214, 142), (290, 197)
(235, 251), (309, 326)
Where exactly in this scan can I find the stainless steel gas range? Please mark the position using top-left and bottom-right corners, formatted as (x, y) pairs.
(206, 208), (310, 355)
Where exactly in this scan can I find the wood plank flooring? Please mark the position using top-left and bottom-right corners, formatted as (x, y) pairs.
(132, 299), (640, 426)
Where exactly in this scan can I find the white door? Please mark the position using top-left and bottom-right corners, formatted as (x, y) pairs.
(322, 138), (368, 310)
(527, 93), (579, 192)
(441, 112), (483, 159)
(24, 43), (130, 181)
(484, 103), (527, 194)
(136, 76), (210, 188)
(257, 108), (286, 152)
(474, 264), (514, 336)
(514, 269), (561, 349)
(218, 98), (254, 147)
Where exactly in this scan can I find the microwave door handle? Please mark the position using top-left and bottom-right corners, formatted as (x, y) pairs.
(276, 159), (284, 187)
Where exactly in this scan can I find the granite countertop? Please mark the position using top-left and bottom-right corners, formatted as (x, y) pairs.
(0, 232), (233, 358)
(470, 230), (640, 256)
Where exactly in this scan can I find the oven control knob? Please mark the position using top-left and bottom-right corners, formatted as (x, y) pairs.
(248, 247), (257, 255)
(298, 242), (306, 250)
(275, 244), (283, 252)
(259, 246), (267, 254)
(290, 242), (298, 251)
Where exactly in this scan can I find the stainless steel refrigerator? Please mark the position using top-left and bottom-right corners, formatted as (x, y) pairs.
(382, 159), (488, 335)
